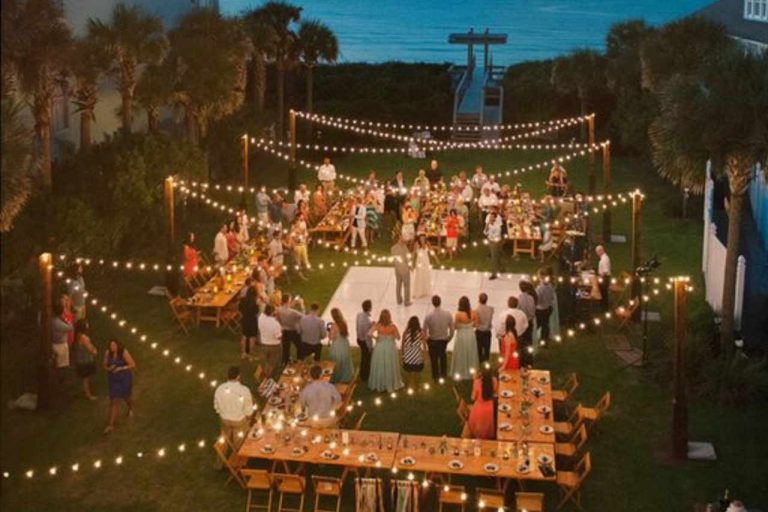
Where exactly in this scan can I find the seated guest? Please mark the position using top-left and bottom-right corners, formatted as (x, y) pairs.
(226, 220), (240, 259)
(294, 183), (310, 205)
(468, 369), (498, 439)
(183, 232), (200, 278)
(413, 169), (430, 195)
(299, 365), (341, 427)
(311, 184), (327, 222)
(547, 162), (568, 197)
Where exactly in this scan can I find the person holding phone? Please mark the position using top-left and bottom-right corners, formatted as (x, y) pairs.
(103, 339), (135, 435)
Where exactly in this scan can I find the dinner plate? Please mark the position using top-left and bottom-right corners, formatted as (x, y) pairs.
(539, 425), (554, 435)
(484, 463), (499, 473)
(516, 464), (531, 474)
(320, 450), (339, 460)
(500, 390), (514, 398)
(291, 447), (305, 457)
(366, 452), (378, 463)
(498, 404), (512, 412)
(260, 445), (275, 454)
(499, 422), (512, 432)
(321, 368), (333, 376)
(537, 405), (552, 415)
(400, 456), (416, 466)
(448, 460), (464, 470)
(531, 387), (543, 396)
(537, 454), (553, 465)
(268, 396), (283, 406)
(295, 413), (308, 422)
(537, 375), (550, 385)
(499, 374), (512, 382)
(283, 368), (297, 376)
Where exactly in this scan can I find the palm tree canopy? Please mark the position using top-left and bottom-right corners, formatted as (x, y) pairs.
(550, 49), (606, 97)
(605, 20), (655, 95)
(1, 99), (34, 232)
(135, 61), (175, 111)
(256, 0), (301, 61)
(297, 19), (338, 67)
(242, 8), (278, 53)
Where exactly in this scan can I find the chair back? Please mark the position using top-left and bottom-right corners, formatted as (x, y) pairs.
(212, 438), (246, 488)
(565, 373), (579, 396)
(272, 472), (306, 493)
(355, 478), (384, 512)
(595, 391), (611, 417)
(515, 491), (544, 512)
(570, 424), (589, 453)
(569, 404), (586, 431)
(575, 452), (592, 483)
(312, 475), (342, 496)
(353, 412), (367, 431)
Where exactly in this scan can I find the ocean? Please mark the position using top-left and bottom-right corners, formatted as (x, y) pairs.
(221, 0), (712, 64)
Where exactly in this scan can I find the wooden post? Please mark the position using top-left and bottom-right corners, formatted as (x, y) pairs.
(672, 278), (689, 459)
(163, 177), (178, 295)
(37, 252), (53, 410)
(602, 142), (612, 242)
(630, 191), (643, 321)
(288, 110), (297, 192)
(588, 114), (596, 195)
(241, 134), (249, 188)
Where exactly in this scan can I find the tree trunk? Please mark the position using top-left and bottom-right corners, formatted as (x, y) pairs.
(277, 59), (285, 141)
(121, 90), (132, 135)
(147, 107), (159, 133)
(251, 52), (266, 113)
(720, 157), (751, 354)
(34, 93), (52, 188)
(120, 58), (136, 135)
(184, 107), (198, 145)
(304, 64), (314, 141)
(79, 110), (92, 150)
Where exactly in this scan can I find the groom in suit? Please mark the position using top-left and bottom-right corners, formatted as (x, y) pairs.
(391, 238), (412, 306)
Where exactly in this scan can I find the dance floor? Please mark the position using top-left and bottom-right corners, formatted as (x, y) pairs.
(322, 266), (527, 352)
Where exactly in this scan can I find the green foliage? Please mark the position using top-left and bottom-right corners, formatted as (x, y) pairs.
(0, 99), (34, 232)
(297, 19), (338, 66)
(502, 60), (572, 123)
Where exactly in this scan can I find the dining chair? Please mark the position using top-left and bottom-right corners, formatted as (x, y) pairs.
(456, 398), (470, 423)
(615, 301), (639, 331)
(452, 385), (463, 405)
(221, 301), (242, 335)
(312, 475), (342, 512)
(477, 487), (505, 509)
(579, 392), (611, 432)
(515, 492), (544, 512)
(352, 412), (367, 431)
(241, 469), (273, 512)
(553, 405), (585, 439)
(212, 437), (246, 488)
(272, 473), (306, 512)
(551, 373), (579, 405)
(336, 368), (359, 397)
(166, 293), (194, 335)
(354, 478), (384, 512)
(439, 484), (467, 512)
(555, 423), (588, 464)
(556, 452), (591, 510)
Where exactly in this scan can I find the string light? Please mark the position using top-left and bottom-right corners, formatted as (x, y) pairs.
(263, 139), (593, 155)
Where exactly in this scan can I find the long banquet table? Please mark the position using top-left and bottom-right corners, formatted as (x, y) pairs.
(496, 369), (556, 444)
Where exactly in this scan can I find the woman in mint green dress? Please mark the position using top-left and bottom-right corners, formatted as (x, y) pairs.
(328, 308), (354, 383)
(449, 296), (479, 381)
(367, 309), (404, 392)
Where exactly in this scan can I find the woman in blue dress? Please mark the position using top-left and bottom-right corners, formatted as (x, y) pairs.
(103, 339), (135, 435)
(328, 308), (354, 383)
(449, 296), (479, 380)
(367, 309), (404, 392)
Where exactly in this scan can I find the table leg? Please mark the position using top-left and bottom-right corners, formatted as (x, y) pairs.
(215, 308), (222, 327)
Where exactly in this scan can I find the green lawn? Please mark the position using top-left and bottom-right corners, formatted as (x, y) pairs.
(2, 144), (766, 511)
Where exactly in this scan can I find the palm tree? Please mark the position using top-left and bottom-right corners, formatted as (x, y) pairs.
(1, 99), (35, 232)
(69, 37), (112, 149)
(135, 62), (174, 133)
(3, 0), (73, 188)
(242, 9), (276, 113)
(257, 1), (301, 140)
(550, 49), (606, 138)
(297, 19), (338, 135)
(88, 3), (168, 135)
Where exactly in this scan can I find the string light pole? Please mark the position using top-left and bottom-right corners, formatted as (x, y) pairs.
(288, 109), (298, 191)
(602, 141), (612, 242)
(672, 277), (689, 459)
(37, 253), (53, 410)
(163, 177), (178, 295)
(587, 114), (596, 195)
(241, 133), (249, 188)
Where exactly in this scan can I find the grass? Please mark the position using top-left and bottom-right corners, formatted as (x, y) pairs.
(2, 141), (767, 511)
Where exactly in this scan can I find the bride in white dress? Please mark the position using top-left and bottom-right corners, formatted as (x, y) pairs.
(412, 235), (433, 298)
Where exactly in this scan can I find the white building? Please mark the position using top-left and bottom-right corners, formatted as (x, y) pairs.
(696, 0), (768, 55)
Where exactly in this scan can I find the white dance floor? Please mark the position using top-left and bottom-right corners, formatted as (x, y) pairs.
(321, 266), (526, 352)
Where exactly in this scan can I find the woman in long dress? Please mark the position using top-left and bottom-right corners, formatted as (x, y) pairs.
(103, 339), (135, 435)
(412, 235), (433, 299)
(468, 369), (498, 439)
(367, 309), (404, 392)
(499, 315), (520, 371)
(449, 296), (479, 381)
(400, 204), (417, 245)
(328, 308), (354, 384)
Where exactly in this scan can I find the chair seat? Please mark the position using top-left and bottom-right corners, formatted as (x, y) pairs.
(516, 493), (544, 511)
(315, 480), (341, 496)
(440, 489), (466, 505)
(581, 407), (598, 421)
(477, 491), (504, 508)
(278, 479), (305, 494)
(551, 390), (567, 402)
(555, 442), (576, 457)
(242, 470), (271, 490)
(554, 421), (571, 435)
(556, 470), (579, 488)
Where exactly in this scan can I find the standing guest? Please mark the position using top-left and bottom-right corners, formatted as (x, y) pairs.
(356, 300), (374, 381)
(277, 294), (304, 364)
(237, 208), (250, 243)
(281, 197), (297, 225)
(297, 303), (325, 361)
(239, 286), (259, 360)
(300, 365), (341, 427)
(294, 183), (310, 205)
(103, 339), (135, 435)
(413, 169), (430, 195)
(470, 166), (487, 202)
(367, 309), (404, 392)
(73, 319), (98, 400)
(391, 170), (407, 214)
(423, 295), (455, 382)
(468, 369), (498, 439)
(317, 156), (337, 193)
(474, 293), (494, 363)
(213, 223), (229, 266)
(595, 245), (612, 311)
(182, 232), (200, 278)
(499, 315), (520, 371)
(364, 170), (379, 191)
(546, 162), (568, 197)
(401, 316), (426, 389)
(52, 302), (73, 373)
(495, 296), (529, 346)
(478, 187), (500, 226)
(391, 237), (412, 306)
(67, 263), (87, 320)
(450, 296), (480, 381)
(268, 229), (284, 269)
(445, 209), (460, 259)
(328, 308), (354, 384)
(268, 193), (283, 229)
(482, 175), (501, 195)
(296, 199), (310, 221)
(255, 186), (271, 228)
(213, 366), (253, 466)
(535, 269), (556, 344)
(226, 220), (240, 259)
(517, 281), (537, 365)
(400, 204), (417, 245)
(311, 184), (327, 222)
(291, 218), (311, 271)
(426, 159), (442, 186)
(412, 235), (433, 299)
(60, 293), (75, 346)
(485, 209), (504, 280)
(258, 305), (283, 379)
(349, 197), (368, 249)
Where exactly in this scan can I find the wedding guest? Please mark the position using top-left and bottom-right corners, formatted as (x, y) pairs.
(51, 302), (73, 372)
(226, 220), (240, 259)
(297, 303), (325, 361)
(413, 169), (429, 194)
(468, 369), (498, 439)
(311, 184), (327, 221)
(182, 232), (200, 278)
(328, 308), (354, 383)
(239, 286), (259, 360)
(401, 316), (426, 389)
(485, 209), (504, 280)
(445, 209), (460, 259)
(213, 366), (253, 466)
(103, 339), (135, 435)
(596, 245), (612, 311)
(450, 296), (479, 381)
(391, 238), (412, 306)
(356, 300), (374, 381)
(474, 293), (494, 363)
(535, 268), (556, 344)
(349, 197), (368, 249)
(255, 186), (271, 228)
(300, 365), (341, 427)
(367, 309), (404, 392)
(67, 263), (87, 320)
(427, 159), (441, 185)
(294, 183), (310, 204)
(213, 223), (229, 265)
(317, 156), (337, 192)
(495, 296), (528, 343)
(277, 294), (304, 364)
(423, 295), (454, 382)
(257, 305), (282, 379)
(73, 319), (98, 400)
(499, 315), (520, 371)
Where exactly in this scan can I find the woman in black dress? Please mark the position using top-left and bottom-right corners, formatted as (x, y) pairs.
(239, 286), (259, 360)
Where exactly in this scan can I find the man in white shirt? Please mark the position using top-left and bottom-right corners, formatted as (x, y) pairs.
(317, 157), (336, 193)
(349, 198), (368, 248)
(484, 210), (504, 280)
(213, 366), (253, 467)
(481, 176), (501, 195)
(258, 305), (283, 378)
(294, 183), (310, 205)
(595, 245), (612, 311)
(494, 296), (529, 341)
(213, 223), (229, 265)
(471, 165), (487, 198)
(478, 187), (500, 226)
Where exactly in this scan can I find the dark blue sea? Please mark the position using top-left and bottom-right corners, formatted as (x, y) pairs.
(221, 0), (712, 64)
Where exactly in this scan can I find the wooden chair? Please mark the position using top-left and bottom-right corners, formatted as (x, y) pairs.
(241, 469), (274, 512)
(555, 423), (588, 463)
(609, 270), (633, 298)
(456, 398), (470, 423)
(336, 377), (359, 426)
(312, 476), (342, 512)
(352, 412), (367, 431)
(221, 301), (242, 335)
(213, 437), (246, 488)
(354, 478), (384, 512)
(553, 405), (585, 439)
(477, 487), (505, 509)
(452, 385), (462, 405)
(556, 452), (591, 510)
(580, 392), (611, 431)
(167, 294), (194, 334)
(272, 473), (306, 512)
(551, 373), (579, 405)
(615, 300), (639, 331)
(439, 484), (467, 512)
(515, 492), (544, 512)
(336, 368), (359, 397)
(547, 225), (567, 261)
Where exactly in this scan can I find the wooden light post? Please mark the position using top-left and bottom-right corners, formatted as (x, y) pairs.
(631, 190), (643, 321)
(37, 252), (53, 410)
(602, 141), (612, 242)
(672, 278), (689, 459)
(587, 114), (596, 195)
(288, 109), (298, 192)
(241, 133), (249, 188)
(163, 177), (177, 295)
